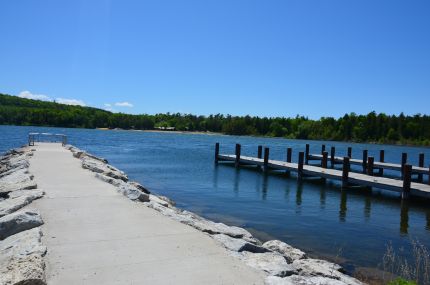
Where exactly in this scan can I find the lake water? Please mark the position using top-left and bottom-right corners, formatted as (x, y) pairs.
(1, 125), (429, 279)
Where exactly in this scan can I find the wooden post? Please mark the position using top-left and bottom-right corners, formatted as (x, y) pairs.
(379, 150), (385, 176)
(330, 146), (335, 168)
(418, 153), (424, 183)
(402, 164), (412, 200)
(286, 148), (292, 177)
(367, 156), (374, 176)
(401, 153), (408, 179)
(305, 144), (309, 165)
(321, 144), (326, 154)
(235, 144), (241, 168)
(263, 147), (270, 172)
(257, 145), (263, 170)
(215, 143), (220, 164)
(322, 151), (328, 168)
(342, 157), (350, 188)
(257, 145), (263, 159)
(347, 147), (352, 158)
(362, 150), (368, 174)
(298, 152), (304, 180)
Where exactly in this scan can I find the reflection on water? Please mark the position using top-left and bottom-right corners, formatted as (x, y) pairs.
(400, 200), (409, 235)
(1, 125), (429, 277)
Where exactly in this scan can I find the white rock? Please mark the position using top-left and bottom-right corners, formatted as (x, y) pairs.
(149, 194), (170, 207)
(240, 252), (297, 277)
(82, 157), (128, 181)
(95, 173), (124, 187)
(191, 220), (258, 244)
(0, 254), (46, 285)
(213, 234), (268, 253)
(117, 183), (149, 202)
(0, 180), (37, 194)
(263, 240), (306, 262)
(0, 210), (44, 240)
(293, 259), (362, 285)
(0, 227), (47, 260)
(265, 275), (347, 285)
(0, 190), (45, 218)
(129, 181), (150, 194)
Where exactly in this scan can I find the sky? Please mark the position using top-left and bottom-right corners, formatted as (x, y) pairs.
(0, 0), (429, 119)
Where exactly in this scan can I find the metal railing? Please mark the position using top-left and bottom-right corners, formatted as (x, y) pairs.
(28, 133), (67, 146)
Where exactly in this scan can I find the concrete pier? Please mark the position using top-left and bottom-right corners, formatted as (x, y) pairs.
(29, 143), (265, 284)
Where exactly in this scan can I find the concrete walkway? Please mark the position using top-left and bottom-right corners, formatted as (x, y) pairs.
(29, 143), (265, 284)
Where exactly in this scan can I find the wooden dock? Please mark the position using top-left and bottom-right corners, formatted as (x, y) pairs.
(215, 143), (430, 199)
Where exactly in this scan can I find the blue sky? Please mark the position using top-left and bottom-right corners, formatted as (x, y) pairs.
(0, 0), (429, 118)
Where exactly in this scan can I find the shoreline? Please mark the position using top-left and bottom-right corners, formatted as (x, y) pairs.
(1, 142), (366, 284)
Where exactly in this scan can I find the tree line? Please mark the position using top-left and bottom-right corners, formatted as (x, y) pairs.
(1, 93), (429, 146)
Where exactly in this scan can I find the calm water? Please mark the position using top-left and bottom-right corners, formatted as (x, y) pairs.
(1, 125), (430, 276)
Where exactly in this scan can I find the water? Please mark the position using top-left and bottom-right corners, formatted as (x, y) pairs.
(1, 125), (429, 278)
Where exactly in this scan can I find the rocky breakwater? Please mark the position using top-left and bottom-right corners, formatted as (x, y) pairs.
(0, 147), (46, 285)
(66, 145), (364, 285)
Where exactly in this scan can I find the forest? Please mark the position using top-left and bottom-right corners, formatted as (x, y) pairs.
(1, 93), (429, 146)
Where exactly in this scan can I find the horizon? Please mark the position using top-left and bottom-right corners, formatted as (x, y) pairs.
(1, 0), (429, 119)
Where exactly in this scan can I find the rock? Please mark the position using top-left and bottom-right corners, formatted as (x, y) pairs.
(149, 194), (170, 207)
(117, 183), (150, 202)
(0, 210), (43, 240)
(0, 180), (38, 194)
(191, 220), (258, 244)
(81, 157), (128, 181)
(240, 252), (297, 277)
(81, 152), (108, 164)
(0, 190), (45, 218)
(265, 275), (347, 285)
(129, 181), (150, 194)
(157, 195), (175, 206)
(293, 259), (362, 285)
(0, 254), (46, 285)
(0, 168), (33, 184)
(95, 173), (124, 187)
(0, 227), (47, 260)
(263, 240), (306, 262)
(213, 234), (268, 253)
(0, 163), (28, 178)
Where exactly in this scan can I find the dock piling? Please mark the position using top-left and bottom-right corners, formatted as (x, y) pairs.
(418, 153), (424, 183)
(342, 157), (350, 188)
(215, 143), (220, 164)
(330, 147), (335, 168)
(321, 144), (326, 154)
(402, 164), (412, 200)
(379, 150), (385, 176)
(347, 147), (352, 158)
(362, 150), (368, 174)
(367, 156), (374, 176)
(298, 152), (304, 180)
(257, 145), (263, 170)
(401, 153), (408, 179)
(322, 151), (328, 169)
(286, 148), (292, 177)
(305, 144), (310, 165)
(263, 147), (270, 172)
(235, 144), (241, 168)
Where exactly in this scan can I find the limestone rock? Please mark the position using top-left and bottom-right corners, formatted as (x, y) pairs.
(149, 194), (170, 207)
(263, 240), (306, 262)
(240, 252), (297, 277)
(0, 210), (43, 240)
(0, 227), (47, 260)
(0, 190), (45, 218)
(129, 181), (150, 194)
(0, 254), (46, 285)
(265, 275), (347, 285)
(117, 183), (150, 202)
(95, 173), (124, 187)
(293, 259), (362, 285)
(191, 220), (258, 244)
(82, 157), (128, 181)
(213, 234), (268, 253)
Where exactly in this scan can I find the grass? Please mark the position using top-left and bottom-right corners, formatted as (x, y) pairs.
(381, 239), (429, 285)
